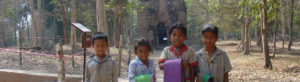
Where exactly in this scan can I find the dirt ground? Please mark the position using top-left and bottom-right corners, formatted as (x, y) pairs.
(0, 41), (300, 81)
(218, 41), (300, 81)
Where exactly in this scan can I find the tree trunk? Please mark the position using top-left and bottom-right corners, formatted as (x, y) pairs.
(114, 2), (122, 48)
(261, 0), (272, 69)
(29, 0), (38, 47)
(56, 44), (66, 82)
(127, 7), (135, 66)
(60, 0), (68, 44)
(273, 26), (277, 57)
(118, 35), (123, 77)
(224, 31), (228, 40)
(273, 3), (279, 57)
(96, 0), (108, 34)
(249, 30), (251, 47)
(280, 0), (286, 49)
(288, 0), (294, 51)
(260, 15), (264, 52)
(2, 37), (8, 47)
(0, 37), (2, 47)
(221, 0), (227, 41)
(37, 0), (42, 47)
(19, 30), (23, 65)
(241, 22), (245, 50)
(256, 23), (261, 46)
(71, 0), (77, 68)
(243, 6), (250, 55)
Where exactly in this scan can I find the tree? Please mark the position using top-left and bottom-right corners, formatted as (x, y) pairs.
(239, 0), (250, 52)
(28, 0), (42, 48)
(37, 0), (42, 47)
(96, 0), (108, 34)
(60, 0), (68, 44)
(280, 0), (286, 48)
(71, 0), (77, 67)
(261, 0), (272, 69)
(256, 21), (261, 46)
(243, 6), (250, 55)
(113, 0), (123, 47)
(287, 0), (294, 51)
(29, 0), (38, 47)
(273, 0), (280, 57)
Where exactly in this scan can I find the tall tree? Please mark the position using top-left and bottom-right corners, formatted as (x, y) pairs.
(280, 0), (286, 48)
(287, 0), (294, 51)
(29, 0), (38, 47)
(37, 0), (42, 47)
(114, 0), (123, 47)
(273, 0), (279, 57)
(71, 0), (77, 67)
(261, 0), (272, 69)
(256, 22), (261, 46)
(260, 14), (264, 52)
(243, 6), (250, 55)
(96, 0), (108, 34)
(60, 0), (68, 44)
(241, 22), (245, 50)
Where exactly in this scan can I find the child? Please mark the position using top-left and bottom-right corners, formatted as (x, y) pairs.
(128, 38), (156, 82)
(158, 23), (198, 82)
(85, 32), (118, 82)
(195, 24), (232, 82)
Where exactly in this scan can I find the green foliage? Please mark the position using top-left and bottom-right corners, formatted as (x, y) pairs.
(1, 0), (300, 46)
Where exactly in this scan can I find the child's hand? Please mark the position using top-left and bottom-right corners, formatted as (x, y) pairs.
(196, 73), (203, 82)
(182, 61), (189, 69)
(196, 73), (214, 82)
(159, 63), (164, 70)
(196, 76), (202, 82)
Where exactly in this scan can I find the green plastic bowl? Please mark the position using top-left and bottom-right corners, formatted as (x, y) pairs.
(202, 74), (214, 82)
(135, 74), (152, 82)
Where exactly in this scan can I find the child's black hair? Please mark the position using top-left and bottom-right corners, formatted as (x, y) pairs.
(92, 32), (108, 44)
(168, 23), (187, 36)
(134, 38), (153, 54)
(201, 24), (219, 37)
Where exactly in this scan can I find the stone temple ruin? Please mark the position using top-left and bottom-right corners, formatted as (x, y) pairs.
(137, 0), (187, 48)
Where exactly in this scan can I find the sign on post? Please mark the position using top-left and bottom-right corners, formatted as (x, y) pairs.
(71, 23), (91, 81)
(72, 23), (92, 48)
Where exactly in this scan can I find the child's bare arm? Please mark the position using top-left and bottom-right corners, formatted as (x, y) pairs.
(223, 52), (231, 82)
(182, 61), (189, 69)
(159, 47), (167, 70)
(190, 67), (195, 82)
(224, 72), (229, 82)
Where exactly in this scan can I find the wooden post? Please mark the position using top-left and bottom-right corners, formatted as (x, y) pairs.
(19, 31), (23, 66)
(118, 35), (123, 77)
(56, 43), (66, 82)
(83, 43), (87, 81)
